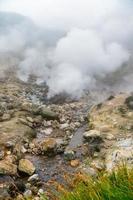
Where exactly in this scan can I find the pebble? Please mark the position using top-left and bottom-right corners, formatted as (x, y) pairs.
(24, 190), (32, 198)
(28, 174), (39, 182)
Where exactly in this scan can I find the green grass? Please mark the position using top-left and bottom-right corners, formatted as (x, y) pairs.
(58, 166), (133, 200)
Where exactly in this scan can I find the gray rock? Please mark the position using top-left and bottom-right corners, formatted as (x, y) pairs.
(40, 107), (59, 120)
(28, 174), (39, 182)
(64, 150), (75, 161)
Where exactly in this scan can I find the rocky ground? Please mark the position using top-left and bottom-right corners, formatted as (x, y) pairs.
(0, 80), (132, 200)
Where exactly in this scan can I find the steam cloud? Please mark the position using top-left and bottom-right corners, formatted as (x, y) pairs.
(0, 0), (133, 97)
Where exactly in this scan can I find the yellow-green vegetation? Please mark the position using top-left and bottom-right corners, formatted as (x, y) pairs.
(57, 166), (133, 200)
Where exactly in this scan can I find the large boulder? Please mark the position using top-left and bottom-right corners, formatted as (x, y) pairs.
(18, 159), (35, 175)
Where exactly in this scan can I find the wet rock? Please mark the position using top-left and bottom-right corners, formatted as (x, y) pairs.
(83, 130), (103, 144)
(0, 160), (17, 175)
(80, 167), (97, 177)
(40, 138), (57, 155)
(18, 159), (36, 175)
(64, 150), (75, 161)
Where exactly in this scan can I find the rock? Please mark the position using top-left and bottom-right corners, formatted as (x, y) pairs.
(28, 174), (39, 182)
(26, 117), (34, 123)
(117, 138), (133, 148)
(64, 150), (75, 161)
(39, 107), (59, 120)
(70, 159), (80, 167)
(106, 148), (133, 171)
(91, 160), (105, 171)
(106, 134), (115, 140)
(18, 159), (35, 175)
(81, 167), (97, 177)
(24, 190), (32, 198)
(60, 123), (69, 130)
(56, 139), (66, 153)
(21, 146), (27, 154)
(42, 128), (53, 135)
(83, 130), (103, 144)
(2, 113), (11, 121)
(16, 194), (24, 200)
(21, 102), (32, 112)
(0, 160), (17, 175)
(0, 150), (5, 160)
(38, 188), (44, 195)
(5, 141), (15, 149)
(98, 125), (111, 132)
(40, 138), (57, 155)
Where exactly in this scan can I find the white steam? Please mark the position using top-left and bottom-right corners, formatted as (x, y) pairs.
(0, 0), (133, 97)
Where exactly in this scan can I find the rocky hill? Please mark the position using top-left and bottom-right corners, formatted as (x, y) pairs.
(0, 80), (132, 199)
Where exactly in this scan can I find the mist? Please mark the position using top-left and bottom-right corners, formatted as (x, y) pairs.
(0, 0), (133, 97)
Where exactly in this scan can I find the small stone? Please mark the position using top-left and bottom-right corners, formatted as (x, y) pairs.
(83, 130), (103, 143)
(18, 159), (36, 175)
(24, 190), (32, 198)
(6, 151), (11, 155)
(106, 134), (115, 140)
(28, 174), (39, 182)
(81, 167), (97, 177)
(21, 146), (27, 153)
(64, 150), (75, 161)
(38, 188), (44, 195)
(5, 141), (15, 149)
(29, 143), (35, 149)
(70, 159), (80, 167)
(43, 128), (53, 135)
(99, 125), (111, 132)
(27, 117), (34, 123)
(60, 123), (69, 130)
(25, 183), (31, 189)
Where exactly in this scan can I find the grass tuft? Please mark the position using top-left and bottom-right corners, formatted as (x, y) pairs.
(56, 166), (133, 200)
